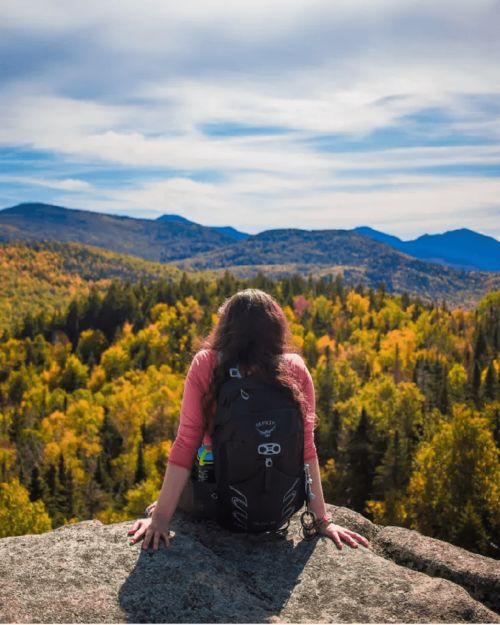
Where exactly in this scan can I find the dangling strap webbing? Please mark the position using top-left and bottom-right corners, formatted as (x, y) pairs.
(300, 462), (317, 540)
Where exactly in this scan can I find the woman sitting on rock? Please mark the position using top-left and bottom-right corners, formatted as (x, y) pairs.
(128, 288), (371, 551)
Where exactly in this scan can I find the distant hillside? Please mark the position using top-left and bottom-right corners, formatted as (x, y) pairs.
(157, 213), (249, 241)
(0, 203), (236, 262)
(0, 240), (206, 335)
(1, 202), (498, 309)
(354, 226), (500, 272)
(169, 229), (500, 309)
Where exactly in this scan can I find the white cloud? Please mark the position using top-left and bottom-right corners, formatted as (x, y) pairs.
(0, 0), (499, 239)
(46, 172), (500, 242)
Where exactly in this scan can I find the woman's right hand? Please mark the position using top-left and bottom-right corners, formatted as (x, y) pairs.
(127, 515), (172, 551)
(317, 521), (372, 550)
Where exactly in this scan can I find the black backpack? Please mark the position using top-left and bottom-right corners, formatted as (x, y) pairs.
(211, 360), (308, 533)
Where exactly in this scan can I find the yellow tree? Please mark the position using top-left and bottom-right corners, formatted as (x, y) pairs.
(0, 477), (52, 537)
(100, 344), (129, 380)
(448, 363), (468, 405)
(406, 403), (500, 555)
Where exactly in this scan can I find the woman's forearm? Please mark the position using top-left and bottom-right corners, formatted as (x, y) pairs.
(152, 461), (191, 523)
(305, 455), (328, 519)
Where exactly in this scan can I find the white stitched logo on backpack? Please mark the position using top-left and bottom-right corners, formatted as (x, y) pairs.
(229, 485), (248, 530)
(255, 420), (276, 438)
(281, 478), (299, 521)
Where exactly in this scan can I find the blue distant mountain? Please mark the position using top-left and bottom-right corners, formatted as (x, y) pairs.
(353, 226), (500, 272)
(156, 213), (250, 240)
(156, 214), (193, 225)
(210, 226), (250, 240)
(353, 226), (406, 249)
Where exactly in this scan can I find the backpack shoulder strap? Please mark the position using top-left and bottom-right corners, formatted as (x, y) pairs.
(217, 350), (244, 379)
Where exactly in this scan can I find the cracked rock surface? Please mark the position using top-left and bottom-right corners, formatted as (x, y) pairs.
(0, 504), (498, 623)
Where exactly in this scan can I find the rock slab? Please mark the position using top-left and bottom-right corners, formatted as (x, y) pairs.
(0, 505), (498, 623)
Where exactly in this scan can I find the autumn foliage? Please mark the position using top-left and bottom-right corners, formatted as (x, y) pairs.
(0, 269), (498, 557)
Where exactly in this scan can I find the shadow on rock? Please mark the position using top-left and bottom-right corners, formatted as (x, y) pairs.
(119, 511), (317, 623)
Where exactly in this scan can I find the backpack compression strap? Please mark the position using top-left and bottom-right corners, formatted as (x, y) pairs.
(300, 462), (318, 539)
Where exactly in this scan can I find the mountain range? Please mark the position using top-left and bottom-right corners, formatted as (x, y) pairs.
(153, 211), (500, 272)
(1, 202), (498, 308)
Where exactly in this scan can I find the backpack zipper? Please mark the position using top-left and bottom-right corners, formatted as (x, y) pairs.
(264, 457), (273, 492)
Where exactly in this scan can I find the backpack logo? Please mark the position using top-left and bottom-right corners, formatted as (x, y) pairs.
(255, 420), (276, 438)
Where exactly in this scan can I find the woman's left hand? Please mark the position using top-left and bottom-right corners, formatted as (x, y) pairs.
(317, 522), (372, 550)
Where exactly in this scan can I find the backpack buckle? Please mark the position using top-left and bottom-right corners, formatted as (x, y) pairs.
(229, 367), (242, 378)
(258, 443), (281, 455)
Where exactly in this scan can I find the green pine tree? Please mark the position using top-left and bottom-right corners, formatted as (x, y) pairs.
(28, 466), (45, 502)
(346, 407), (375, 513)
(134, 440), (147, 484)
(450, 499), (490, 555)
(483, 361), (496, 402)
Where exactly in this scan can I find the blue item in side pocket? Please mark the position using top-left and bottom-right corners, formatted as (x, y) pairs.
(196, 444), (214, 482)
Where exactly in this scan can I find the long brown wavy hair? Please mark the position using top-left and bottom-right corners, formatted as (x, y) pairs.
(193, 288), (313, 434)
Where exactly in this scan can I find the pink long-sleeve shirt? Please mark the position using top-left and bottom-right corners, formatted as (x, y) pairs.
(168, 348), (318, 470)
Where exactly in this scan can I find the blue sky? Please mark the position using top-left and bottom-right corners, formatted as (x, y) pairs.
(0, 0), (499, 239)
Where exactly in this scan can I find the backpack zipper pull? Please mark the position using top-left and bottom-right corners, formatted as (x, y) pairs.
(264, 457), (273, 492)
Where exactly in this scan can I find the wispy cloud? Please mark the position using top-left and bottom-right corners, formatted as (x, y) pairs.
(0, 175), (91, 191)
(0, 0), (499, 238)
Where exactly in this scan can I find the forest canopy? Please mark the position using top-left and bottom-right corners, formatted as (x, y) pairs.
(0, 270), (498, 557)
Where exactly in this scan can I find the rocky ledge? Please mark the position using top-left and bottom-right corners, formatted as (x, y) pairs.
(0, 504), (498, 623)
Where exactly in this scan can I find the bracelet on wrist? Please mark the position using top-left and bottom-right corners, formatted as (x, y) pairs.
(315, 512), (333, 531)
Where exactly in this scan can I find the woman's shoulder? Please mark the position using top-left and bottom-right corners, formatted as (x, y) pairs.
(192, 348), (218, 366)
(185, 349), (218, 387)
(282, 351), (306, 365)
(283, 352), (304, 362)
(282, 352), (314, 389)
(281, 351), (308, 374)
